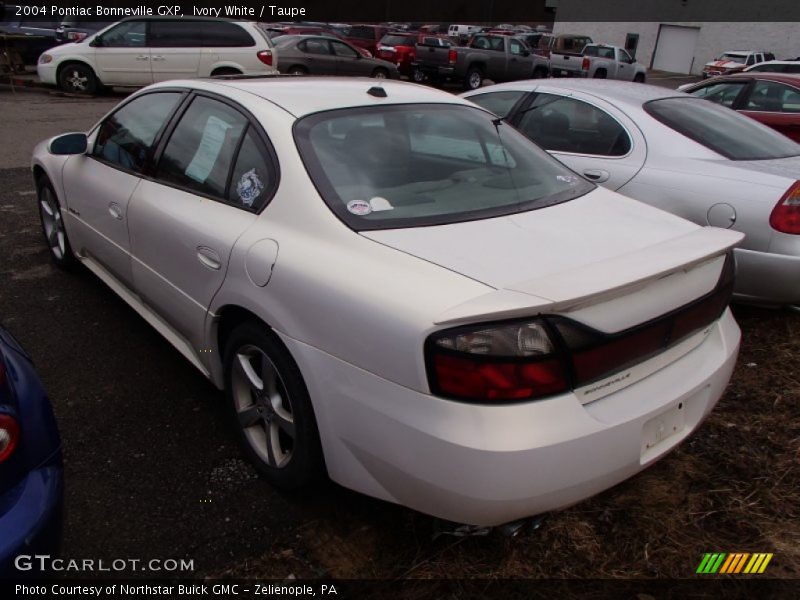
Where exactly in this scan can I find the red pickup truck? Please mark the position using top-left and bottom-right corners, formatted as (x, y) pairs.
(376, 32), (449, 77)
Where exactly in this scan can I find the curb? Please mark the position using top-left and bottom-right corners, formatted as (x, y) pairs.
(0, 74), (52, 93)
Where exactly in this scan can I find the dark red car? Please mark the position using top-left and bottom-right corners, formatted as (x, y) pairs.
(343, 24), (390, 57)
(376, 32), (449, 77)
(682, 73), (800, 142)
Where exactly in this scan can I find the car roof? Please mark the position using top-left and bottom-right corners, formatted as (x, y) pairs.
(746, 60), (800, 67)
(465, 79), (682, 109)
(697, 72), (800, 86)
(156, 78), (472, 117)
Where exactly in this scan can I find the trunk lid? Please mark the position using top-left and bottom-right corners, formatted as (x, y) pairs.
(363, 187), (743, 327)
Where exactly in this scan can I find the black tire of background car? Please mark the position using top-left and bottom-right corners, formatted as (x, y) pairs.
(287, 66), (308, 76)
(211, 67), (243, 77)
(36, 176), (77, 270)
(371, 67), (389, 78)
(533, 66), (549, 79)
(634, 72), (646, 83)
(593, 69), (607, 79)
(224, 322), (325, 490)
(464, 66), (484, 90)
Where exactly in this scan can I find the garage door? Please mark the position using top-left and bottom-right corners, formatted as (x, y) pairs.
(652, 25), (700, 74)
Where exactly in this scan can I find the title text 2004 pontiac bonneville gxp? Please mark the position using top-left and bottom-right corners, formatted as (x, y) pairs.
(31, 78), (742, 526)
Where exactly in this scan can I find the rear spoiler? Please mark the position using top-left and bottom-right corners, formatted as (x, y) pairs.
(435, 227), (743, 325)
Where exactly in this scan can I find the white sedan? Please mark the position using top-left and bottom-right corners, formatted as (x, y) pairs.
(463, 79), (800, 307)
(32, 78), (741, 526)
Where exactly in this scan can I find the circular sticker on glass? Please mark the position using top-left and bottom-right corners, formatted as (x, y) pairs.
(347, 200), (373, 216)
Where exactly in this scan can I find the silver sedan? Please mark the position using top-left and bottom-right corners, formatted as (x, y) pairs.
(463, 79), (800, 307)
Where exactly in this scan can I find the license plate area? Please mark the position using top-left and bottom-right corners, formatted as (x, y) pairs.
(640, 402), (687, 462)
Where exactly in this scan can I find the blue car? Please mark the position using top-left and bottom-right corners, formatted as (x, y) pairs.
(0, 325), (63, 576)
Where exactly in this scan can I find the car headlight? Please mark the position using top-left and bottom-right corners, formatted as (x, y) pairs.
(39, 54), (53, 64)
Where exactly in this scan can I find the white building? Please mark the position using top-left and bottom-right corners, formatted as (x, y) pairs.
(551, 1), (799, 75)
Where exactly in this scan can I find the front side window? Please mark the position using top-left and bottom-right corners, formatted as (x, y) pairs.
(516, 94), (631, 156)
(100, 20), (146, 47)
(619, 49), (633, 62)
(468, 90), (527, 118)
(294, 104), (594, 231)
(509, 39), (525, 56)
(93, 92), (182, 173)
(745, 81), (800, 113)
(157, 97), (248, 198)
(200, 21), (255, 47)
(687, 81), (747, 107)
(645, 97), (800, 160)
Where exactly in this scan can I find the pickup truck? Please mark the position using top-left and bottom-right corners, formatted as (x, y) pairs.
(412, 34), (549, 89)
(550, 44), (647, 81)
(376, 32), (449, 77)
(702, 50), (775, 78)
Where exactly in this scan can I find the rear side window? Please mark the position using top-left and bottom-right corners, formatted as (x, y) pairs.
(468, 90), (527, 118)
(331, 41), (358, 58)
(200, 21), (255, 47)
(150, 21), (203, 47)
(157, 97), (248, 198)
(298, 39), (331, 55)
(93, 92), (182, 174)
(517, 94), (631, 156)
(645, 97), (800, 160)
(745, 80), (800, 113)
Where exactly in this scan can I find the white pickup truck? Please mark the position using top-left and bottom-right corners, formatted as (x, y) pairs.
(551, 44), (646, 81)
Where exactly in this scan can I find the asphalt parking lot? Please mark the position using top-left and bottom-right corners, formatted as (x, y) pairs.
(0, 82), (797, 583)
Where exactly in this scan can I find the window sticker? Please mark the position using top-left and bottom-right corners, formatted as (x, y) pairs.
(556, 174), (579, 184)
(236, 168), (264, 207)
(369, 196), (394, 212)
(347, 200), (372, 215)
(185, 115), (233, 184)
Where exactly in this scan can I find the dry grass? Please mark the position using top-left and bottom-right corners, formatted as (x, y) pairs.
(215, 306), (799, 583)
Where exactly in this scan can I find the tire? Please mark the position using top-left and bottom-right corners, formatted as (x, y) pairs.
(224, 322), (324, 490)
(412, 68), (427, 83)
(464, 66), (483, 90)
(533, 66), (549, 79)
(37, 176), (77, 269)
(593, 69), (607, 79)
(211, 67), (242, 78)
(57, 62), (98, 94)
(287, 66), (308, 76)
(634, 73), (646, 83)
(371, 67), (389, 79)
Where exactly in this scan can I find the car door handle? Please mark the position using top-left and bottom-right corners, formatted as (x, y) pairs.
(135, 55), (149, 61)
(151, 55), (165, 62)
(583, 169), (610, 182)
(196, 246), (221, 270)
(108, 202), (123, 220)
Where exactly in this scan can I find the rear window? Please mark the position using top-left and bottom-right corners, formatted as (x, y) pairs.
(718, 53), (747, 63)
(294, 104), (593, 231)
(645, 97), (800, 160)
(381, 34), (414, 46)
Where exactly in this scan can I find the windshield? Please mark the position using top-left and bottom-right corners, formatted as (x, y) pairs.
(294, 104), (594, 231)
(718, 53), (747, 63)
(645, 97), (800, 160)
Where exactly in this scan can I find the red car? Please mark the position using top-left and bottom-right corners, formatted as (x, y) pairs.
(683, 73), (800, 142)
(376, 32), (449, 76)
(343, 24), (390, 57)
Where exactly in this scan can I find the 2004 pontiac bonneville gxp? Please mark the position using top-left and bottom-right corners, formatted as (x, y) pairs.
(32, 77), (742, 526)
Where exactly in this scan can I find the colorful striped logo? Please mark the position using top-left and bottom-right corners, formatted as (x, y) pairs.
(696, 553), (773, 574)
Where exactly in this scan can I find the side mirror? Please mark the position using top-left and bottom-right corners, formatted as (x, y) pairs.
(49, 133), (88, 155)
(522, 49), (531, 57)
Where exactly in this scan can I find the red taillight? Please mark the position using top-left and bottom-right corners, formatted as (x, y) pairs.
(581, 57), (590, 71)
(432, 354), (568, 401)
(769, 181), (800, 234)
(257, 50), (273, 66)
(0, 413), (19, 463)
(448, 49), (457, 64)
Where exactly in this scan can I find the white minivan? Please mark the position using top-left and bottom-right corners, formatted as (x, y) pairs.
(448, 24), (481, 39)
(37, 17), (278, 93)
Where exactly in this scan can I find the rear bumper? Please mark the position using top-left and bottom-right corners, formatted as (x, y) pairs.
(734, 247), (800, 306)
(0, 465), (64, 576)
(283, 309), (740, 526)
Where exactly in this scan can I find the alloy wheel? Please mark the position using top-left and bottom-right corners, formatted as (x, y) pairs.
(39, 187), (66, 260)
